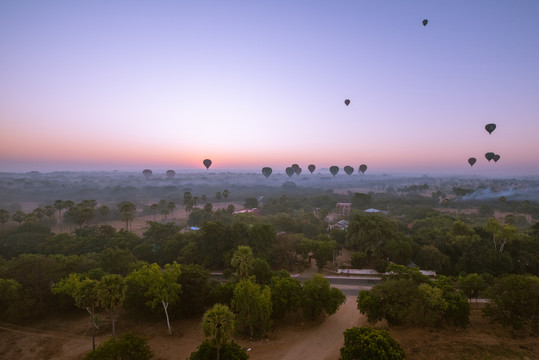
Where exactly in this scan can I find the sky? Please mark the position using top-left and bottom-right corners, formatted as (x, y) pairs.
(1, 1), (538, 176)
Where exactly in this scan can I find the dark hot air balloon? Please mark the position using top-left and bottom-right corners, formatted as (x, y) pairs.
(359, 164), (367, 174)
(485, 123), (496, 135)
(422, 19), (428, 26)
(485, 152), (495, 162)
(203, 159), (212, 169)
(262, 167), (272, 178)
(166, 170), (176, 178)
(308, 164), (316, 174)
(344, 165), (354, 175)
(142, 169), (152, 178)
(468, 158), (477, 167)
(294, 167), (302, 175)
(329, 166), (339, 176)
(285, 167), (294, 177)
(493, 154), (501, 163)
(344, 99), (350, 106)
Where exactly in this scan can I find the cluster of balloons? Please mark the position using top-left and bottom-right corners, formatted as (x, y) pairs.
(467, 123), (500, 167)
(261, 163), (367, 178)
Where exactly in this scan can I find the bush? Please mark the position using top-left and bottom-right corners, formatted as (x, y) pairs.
(189, 339), (248, 360)
(339, 327), (406, 360)
(84, 332), (153, 360)
(483, 274), (539, 333)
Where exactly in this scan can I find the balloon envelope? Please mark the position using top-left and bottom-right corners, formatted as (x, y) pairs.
(468, 158), (477, 167)
(493, 154), (501, 162)
(344, 165), (354, 175)
(285, 167), (294, 177)
(359, 164), (367, 174)
(344, 99), (350, 106)
(422, 19), (428, 26)
(166, 170), (176, 178)
(294, 167), (302, 176)
(142, 169), (152, 178)
(308, 164), (316, 174)
(329, 166), (339, 176)
(262, 167), (272, 178)
(485, 123), (496, 135)
(485, 152), (495, 162)
(203, 159), (212, 169)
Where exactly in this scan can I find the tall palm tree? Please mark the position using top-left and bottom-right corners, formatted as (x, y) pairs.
(202, 303), (235, 360)
(231, 246), (254, 279)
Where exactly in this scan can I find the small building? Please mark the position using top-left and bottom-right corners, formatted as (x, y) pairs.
(335, 203), (352, 217)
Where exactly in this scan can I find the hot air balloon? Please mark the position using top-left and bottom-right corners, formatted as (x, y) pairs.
(142, 169), (152, 178)
(344, 99), (350, 106)
(166, 170), (176, 178)
(493, 154), (501, 163)
(485, 152), (495, 162)
(422, 19), (428, 26)
(285, 167), (294, 177)
(485, 123), (496, 135)
(308, 164), (316, 174)
(262, 167), (272, 178)
(329, 166), (339, 176)
(294, 167), (302, 175)
(344, 165), (354, 175)
(468, 158), (477, 167)
(359, 164), (368, 174)
(203, 159), (212, 169)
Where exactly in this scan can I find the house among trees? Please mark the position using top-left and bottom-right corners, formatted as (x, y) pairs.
(335, 203), (352, 217)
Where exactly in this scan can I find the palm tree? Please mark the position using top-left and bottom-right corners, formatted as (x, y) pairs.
(202, 304), (235, 360)
(117, 202), (136, 230)
(231, 246), (254, 279)
(223, 189), (230, 207)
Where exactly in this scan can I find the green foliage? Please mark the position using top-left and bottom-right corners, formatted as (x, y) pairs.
(249, 258), (272, 285)
(0, 278), (26, 321)
(202, 303), (235, 351)
(270, 272), (303, 319)
(358, 273), (470, 328)
(175, 264), (212, 317)
(301, 274), (345, 320)
(84, 332), (153, 360)
(232, 278), (272, 338)
(346, 215), (397, 255)
(483, 274), (539, 333)
(457, 273), (486, 301)
(231, 246), (254, 279)
(351, 251), (367, 269)
(339, 327), (406, 360)
(188, 339), (248, 360)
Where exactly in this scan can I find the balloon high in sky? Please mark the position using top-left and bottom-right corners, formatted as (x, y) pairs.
(1, 1), (538, 176)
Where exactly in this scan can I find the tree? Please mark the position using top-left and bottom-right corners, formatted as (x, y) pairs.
(244, 197), (258, 209)
(0, 278), (25, 321)
(483, 274), (539, 333)
(184, 192), (193, 212)
(0, 209), (10, 227)
(231, 246), (254, 279)
(98, 274), (126, 339)
(117, 202), (136, 230)
(232, 278), (272, 338)
(54, 200), (66, 231)
(223, 189), (230, 207)
(188, 340), (248, 360)
(302, 274), (346, 320)
(127, 262), (181, 335)
(339, 327), (406, 360)
(270, 272), (303, 319)
(458, 273), (486, 303)
(12, 210), (25, 226)
(84, 332), (154, 360)
(202, 304), (235, 360)
(53, 274), (100, 350)
(215, 191), (222, 204)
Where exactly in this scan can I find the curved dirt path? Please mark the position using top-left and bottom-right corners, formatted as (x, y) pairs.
(238, 297), (366, 360)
